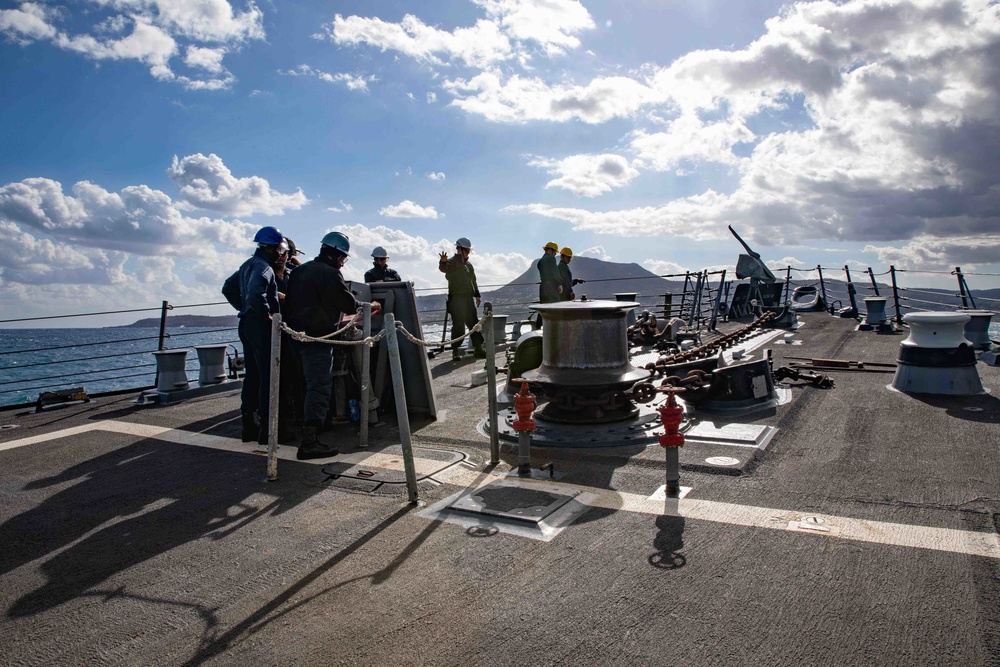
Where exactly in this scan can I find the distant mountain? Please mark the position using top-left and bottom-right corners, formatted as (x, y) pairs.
(124, 315), (238, 328)
(416, 256), (687, 320)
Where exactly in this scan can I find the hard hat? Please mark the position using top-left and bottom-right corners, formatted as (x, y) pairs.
(371, 246), (389, 259)
(321, 231), (350, 255)
(543, 241), (559, 252)
(456, 237), (472, 249)
(253, 226), (283, 246)
(560, 247), (573, 257)
(277, 241), (289, 255)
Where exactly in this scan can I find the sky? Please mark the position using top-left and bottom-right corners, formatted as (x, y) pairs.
(1, 0), (999, 326)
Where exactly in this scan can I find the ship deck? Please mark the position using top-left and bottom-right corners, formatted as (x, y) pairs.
(2, 311), (999, 666)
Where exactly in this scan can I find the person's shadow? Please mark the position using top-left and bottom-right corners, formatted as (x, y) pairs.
(1, 429), (321, 619)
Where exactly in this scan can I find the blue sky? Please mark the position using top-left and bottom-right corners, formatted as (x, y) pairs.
(2, 0), (999, 324)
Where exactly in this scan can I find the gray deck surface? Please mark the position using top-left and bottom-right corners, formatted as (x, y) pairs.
(1, 311), (999, 666)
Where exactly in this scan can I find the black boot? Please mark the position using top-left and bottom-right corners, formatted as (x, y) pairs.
(297, 421), (339, 460)
(241, 412), (259, 443)
(473, 345), (487, 359)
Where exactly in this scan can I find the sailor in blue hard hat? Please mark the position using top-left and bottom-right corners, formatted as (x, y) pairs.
(364, 246), (402, 283)
(221, 225), (284, 444)
(284, 231), (381, 459)
(438, 237), (485, 360)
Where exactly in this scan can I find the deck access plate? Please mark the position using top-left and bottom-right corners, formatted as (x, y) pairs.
(447, 484), (580, 524)
(322, 445), (464, 484)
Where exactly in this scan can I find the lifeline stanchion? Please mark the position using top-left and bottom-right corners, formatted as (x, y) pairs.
(483, 301), (500, 465)
(658, 387), (685, 497)
(267, 313), (282, 482)
(360, 302), (372, 448)
(384, 313), (419, 503)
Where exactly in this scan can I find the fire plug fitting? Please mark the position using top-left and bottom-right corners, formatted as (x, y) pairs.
(658, 388), (685, 496)
(512, 379), (537, 475)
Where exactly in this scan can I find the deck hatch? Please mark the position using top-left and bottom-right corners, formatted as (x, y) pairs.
(447, 484), (580, 524)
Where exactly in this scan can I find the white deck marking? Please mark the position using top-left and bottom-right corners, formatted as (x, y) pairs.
(4, 420), (999, 558)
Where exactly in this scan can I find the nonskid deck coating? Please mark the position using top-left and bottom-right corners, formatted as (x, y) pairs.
(1, 310), (999, 666)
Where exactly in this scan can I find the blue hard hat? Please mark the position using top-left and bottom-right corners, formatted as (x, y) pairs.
(253, 226), (283, 246)
(456, 237), (472, 249)
(321, 231), (350, 255)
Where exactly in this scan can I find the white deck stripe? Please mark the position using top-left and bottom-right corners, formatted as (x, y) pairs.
(5, 420), (999, 558)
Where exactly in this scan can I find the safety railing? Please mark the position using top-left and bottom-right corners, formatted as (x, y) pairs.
(0, 300), (241, 408)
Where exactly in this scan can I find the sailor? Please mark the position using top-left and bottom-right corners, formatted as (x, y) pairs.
(284, 236), (304, 268)
(439, 237), (485, 360)
(273, 241), (302, 441)
(221, 225), (283, 444)
(364, 246), (402, 282)
(284, 231), (381, 460)
(536, 241), (562, 303)
(558, 247), (585, 301)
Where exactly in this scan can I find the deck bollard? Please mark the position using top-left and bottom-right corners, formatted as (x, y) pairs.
(658, 388), (685, 497)
(511, 380), (537, 475)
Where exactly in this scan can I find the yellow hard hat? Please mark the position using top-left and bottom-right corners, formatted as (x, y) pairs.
(543, 241), (559, 252)
(560, 247), (573, 257)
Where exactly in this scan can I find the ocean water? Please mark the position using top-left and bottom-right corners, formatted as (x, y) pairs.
(0, 327), (242, 407)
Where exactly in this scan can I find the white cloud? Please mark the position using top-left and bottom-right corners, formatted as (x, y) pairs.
(629, 115), (754, 172)
(0, 176), (256, 257)
(530, 153), (639, 197)
(282, 65), (376, 92)
(378, 200), (439, 219)
(474, 0), (595, 56)
(426, 91), (437, 103)
(443, 71), (660, 124)
(184, 45), (226, 73)
(642, 259), (688, 276)
(327, 200), (354, 213)
(578, 246), (611, 261)
(426, 172), (446, 181)
(328, 223), (529, 291)
(168, 153), (309, 216)
(0, 3), (57, 43)
(492, 0), (1000, 267)
(0, 0), (263, 89)
(325, 12), (513, 68)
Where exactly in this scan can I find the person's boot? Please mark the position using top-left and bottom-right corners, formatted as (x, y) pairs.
(278, 420), (297, 444)
(452, 347), (463, 361)
(473, 345), (487, 359)
(297, 421), (339, 460)
(240, 412), (259, 443)
(257, 413), (270, 446)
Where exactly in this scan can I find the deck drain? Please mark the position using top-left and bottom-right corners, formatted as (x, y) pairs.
(705, 456), (740, 466)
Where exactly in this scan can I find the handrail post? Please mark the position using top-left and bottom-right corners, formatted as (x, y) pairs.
(155, 300), (169, 387)
(817, 265), (828, 312)
(384, 313), (419, 503)
(679, 272), (691, 320)
(845, 266), (859, 315)
(955, 266), (970, 309)
(783, 266), (792, 306)
(867, 267), (880, 296)
(360, 302), (372, 448)
(889, 266), (903, 326)
(709, 269), (726, 330)
(266, 313), (282, 482)
(484, 302), (500, 465)
(687, 272), (703, 327)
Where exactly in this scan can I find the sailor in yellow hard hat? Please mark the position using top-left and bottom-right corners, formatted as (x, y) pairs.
(558, 246), (585, 301)
(537, 241), (562, 303)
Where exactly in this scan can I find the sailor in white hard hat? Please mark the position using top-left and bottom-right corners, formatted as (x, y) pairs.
(364, 246), (402, 283)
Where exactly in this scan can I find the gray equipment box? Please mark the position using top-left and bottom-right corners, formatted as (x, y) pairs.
(347, 280), (437, 418)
